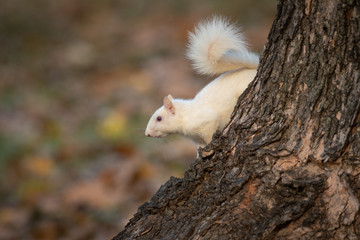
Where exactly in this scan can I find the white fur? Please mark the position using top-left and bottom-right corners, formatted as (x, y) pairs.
(186, 17), (259, 75)
(145, 17), (259, 147)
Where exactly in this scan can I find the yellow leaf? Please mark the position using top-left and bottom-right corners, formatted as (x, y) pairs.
(98, 110), (128, 140)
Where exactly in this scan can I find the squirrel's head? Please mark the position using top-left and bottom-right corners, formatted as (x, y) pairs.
(145, 94), (179, 138)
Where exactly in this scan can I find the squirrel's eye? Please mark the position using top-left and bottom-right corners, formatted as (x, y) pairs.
(156, 116), (162, 122)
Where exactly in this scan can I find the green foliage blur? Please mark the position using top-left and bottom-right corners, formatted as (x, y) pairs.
(0, 0), (276, 239)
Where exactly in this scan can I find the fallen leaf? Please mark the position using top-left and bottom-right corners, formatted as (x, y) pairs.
(97, 110), (128, 140)
(24, 156), (55, 176)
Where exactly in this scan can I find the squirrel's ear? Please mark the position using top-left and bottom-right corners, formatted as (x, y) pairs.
(163, 96), (175, 114)
(168, 94), (174, 101)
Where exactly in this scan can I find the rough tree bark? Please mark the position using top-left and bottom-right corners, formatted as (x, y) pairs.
(114, 0), (360, 239)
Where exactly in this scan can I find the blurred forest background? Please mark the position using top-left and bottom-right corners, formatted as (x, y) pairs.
(0, 0), (276, 239)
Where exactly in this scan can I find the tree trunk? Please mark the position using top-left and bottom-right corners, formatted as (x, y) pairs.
(113, 0), (360, 239)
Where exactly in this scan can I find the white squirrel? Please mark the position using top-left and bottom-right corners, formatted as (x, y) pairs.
(145, 17), (259, 147)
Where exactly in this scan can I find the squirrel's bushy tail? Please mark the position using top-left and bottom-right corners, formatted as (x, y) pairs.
(186, 17), (259, 75)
